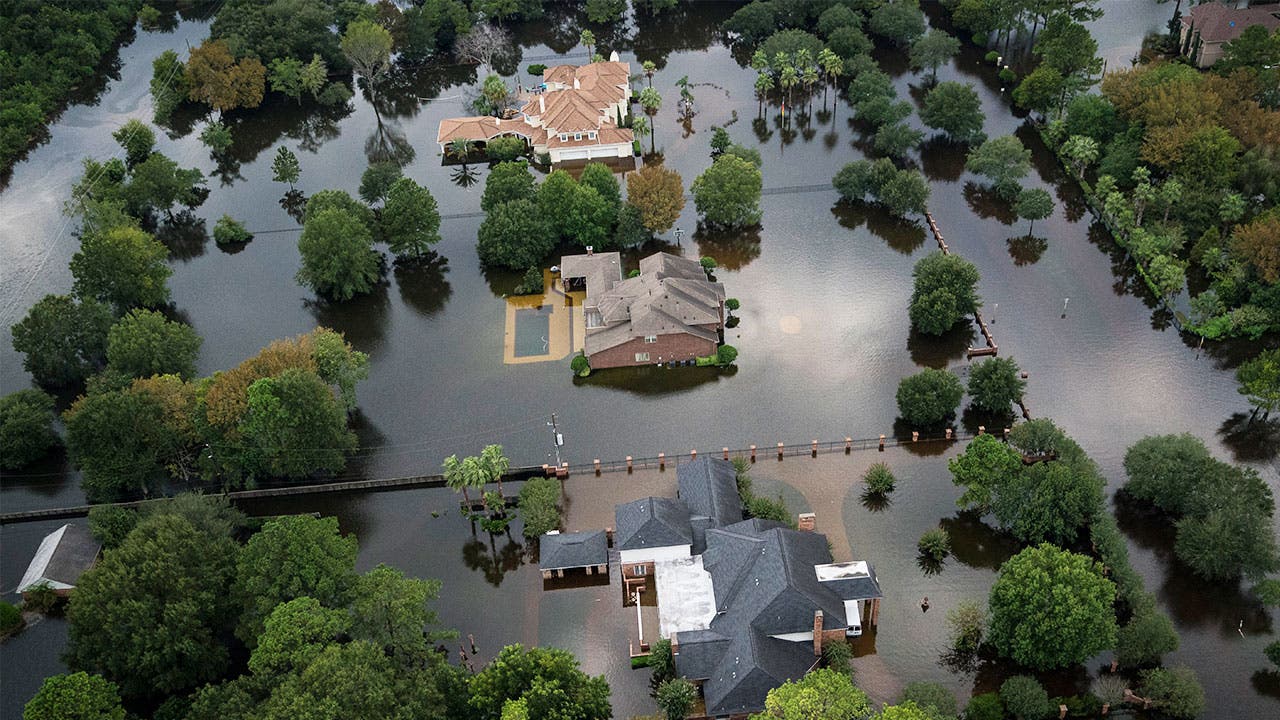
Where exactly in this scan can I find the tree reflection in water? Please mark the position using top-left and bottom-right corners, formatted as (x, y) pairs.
(394, 252), (453, 317)
(280, 189), (307, 224)
(462, 531), (528, 587)
(1006, 235), (1048, 265)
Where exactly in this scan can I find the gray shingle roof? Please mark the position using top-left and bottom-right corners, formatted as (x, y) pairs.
(18, 523), (100, 593)
(614, 497), (693, 551)
(539, 530), (608, 571)
(677, 457), (743, 529)
(673, 629), (730, 680)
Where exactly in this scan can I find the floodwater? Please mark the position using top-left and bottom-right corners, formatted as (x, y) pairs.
(1, 1), (1276, 718)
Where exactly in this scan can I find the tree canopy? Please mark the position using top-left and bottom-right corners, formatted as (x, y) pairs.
(11, 295), (113, 387)
(468, 644), (611, 720)
(750, 667), (872, 720)
(70, 226), (172, 311)
(382, 177), (442, 258)
(297, 206), (384, 301)
(0, 389), (59, 470)
(896, 368), (964, 426)
(627, 163), (686, 234)
(23, 672), (126, 720)
(967, 357), (1025, 413)
(920, 81), (984, 144)
(965, 135), (1033, 200)
(692, 154), (763, 228)
(106, 309), (202, 380)
(908, 252), (981, 335)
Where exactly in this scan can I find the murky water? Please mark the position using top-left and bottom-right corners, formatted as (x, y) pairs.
(2, 2), (1276, 718)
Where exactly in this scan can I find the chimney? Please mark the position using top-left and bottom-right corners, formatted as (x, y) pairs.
(539, 95), (545, 114)
(574, 77), (581, 90)
(812, 610), (824, 656)
(798, 512), (816, 532)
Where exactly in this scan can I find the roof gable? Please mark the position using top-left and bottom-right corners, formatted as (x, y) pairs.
(539, 530), (608, 570)
(615, 496), (694, 550)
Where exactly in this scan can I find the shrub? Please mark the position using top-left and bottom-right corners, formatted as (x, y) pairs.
(655, 678), (697, 720)
(88, 505), (139, 549)
(965, 692), (1003, 720)
(1000, 676), (1050, 720)
(0, 601), (21, 634)
(517, 476), (562, 538)
(899, 682), (957, 720)
(746, 494), (793, 527)
(1115, 608), (1179, 668)
(999, 67), (1017, 83)
(1091, 675), (1127, 707)
(527, 64), (547, 76)
(821, 639), (853, 674)
(1255, 579), (1280, 606)
(732, 456), (752, 500)
(486, 136), (527, 162)
(649, 637), (675, 686)
(716, 344), (738, 366)
(570, 354), (591, 377)
(896, 368), (964, 425)
(984, 51), (1000, 63)
(700, 256), (717, 271)
(725, 298), (740, 312)
(22, 583), (59, 614)
(864, 462), (896, 493)
(1266, 640), (1280, 669)
(946, 600), (984, 655)
(1139, 667), (1204, 720)
(917, 528), (951, 562)
(213, 214), (252, 244)
(199, 120), (233, 154)
(513, 266), (544, 295)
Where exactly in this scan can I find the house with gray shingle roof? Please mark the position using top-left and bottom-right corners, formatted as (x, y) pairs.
(539, 530), (609, 579)
(18, 524), (100, 599)
(561, 250), (726, 370)
(677, 457), (744, 554)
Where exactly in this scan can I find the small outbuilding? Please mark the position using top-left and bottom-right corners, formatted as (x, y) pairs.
(18, 524), (101, 599)
(540, 530), (609, 579)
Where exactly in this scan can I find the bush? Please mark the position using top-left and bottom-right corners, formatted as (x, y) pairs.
(513, 266), (544, 295)
(946, 600), (984, 655)
(199, 121), (233, 154)
(700, 256), (717, 271)
(0, 601), (21, 634)
(88, 505), (139, 549)
(984, 50), (1000, 63)
(864, 462), (896, 493)
(649, 637), (675, 686)
(732, 456), (752, 500)
(917, 528), (951, 562)
(999, 67), (1017, 83)
(899, 682), (957, 720)
(655, 678), (697, 720)
(1266, 640), (1280, 669)
(517, 476), (562, 538)
(486, 136), (527, 162)
(1255, 579), (1280, 606)
(1000, 676), (1050, 720)
(22, 583), (59, 614)
(1115, 609), (1179, 668)
(965, 692), (1003, 720)
(725, 298), (740, 312)
(821, 639), (853, 674)
(526, 64), (547, 76)
(1139, 667), (1204, 720)
(746, 494), (793, 527)
(716, 344), (738, 366)
(1091, 675), (1127, 707)
(213, 214), (252, 244)
(896, 368), (964, 425)
(570, 354), (591, 377)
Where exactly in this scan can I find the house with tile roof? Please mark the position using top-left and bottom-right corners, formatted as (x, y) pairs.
(560, 249), (726, 370)
(1180, 2), (1280, 68)
(437, 57), (635, 164)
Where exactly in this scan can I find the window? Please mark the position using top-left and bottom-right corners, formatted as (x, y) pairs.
(559, 133), (568, 141)
(635, 352), (650, 363)
(632, 565), (647, 577)
(574, 132), (582, 141)
(644, 335), (657, 344)
(588, 131), (597, 140)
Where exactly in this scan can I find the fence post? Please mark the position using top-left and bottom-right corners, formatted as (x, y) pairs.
(1004, 427), (1011, 441)
(811, 439), (818, 457)
(658, 452), (665, 470)
(978, 425), (985, 435)
(723, 447), (729, 461)
(594, 458), (601, 476)
(912, 431), (919, 442)
(750, 444), (757, 462)
(945, 428), (952, 440)
(845, 437), (852, 454)
(690, 449), (697, 460)
(777, 442), (784, 460)
(626, 456), (633, 473)
(878, 434), (885, 451)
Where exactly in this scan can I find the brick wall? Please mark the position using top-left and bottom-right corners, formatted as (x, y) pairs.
(588, 328), (718, 369)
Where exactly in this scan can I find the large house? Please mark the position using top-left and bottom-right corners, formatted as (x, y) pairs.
(560, 250), (726, 370)
(1180, 2), (1280, 68)
(613, 458), (883, 718)
(437, 57), (634, 164)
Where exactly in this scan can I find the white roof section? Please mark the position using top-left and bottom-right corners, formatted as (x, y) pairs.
(19, 525), (72, 592)
(814, 560), (870, 582)
(656, 555), (717, 639)
(18, 523), (100, 594)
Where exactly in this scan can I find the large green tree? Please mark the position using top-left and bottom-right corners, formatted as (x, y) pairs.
(896, 368), (964, 426)
(909, 29), (960, 80)
(1138, 667), (1204, 720)
(482, 161), (537, 212)
(1236, 349), (1280, 417)
(908, 252), (981, 335)
(965, 135), (1033, 200)
(920, 81), (984, 144)
(949, 433), (1024, 510)
(11, 294), (112, 386)
(66, 512), (239, 698)
(382, 177), (442, 258)
(63, 387), (172, 501)
(626, 163), (685, 234)
(112, 119), (156, 169)
(987, 544), (1117, 670)
(234, 515), (358, 645)
(70, 226), (172, 311)
(692, 154), (763, 228)
(297, 207), (384, 301)
(469, 644), (612, 720)
(349, 564), (453, 663)
(121, 152), (207, 218)
(967, 356), (1025, 413)
(0, 389), (60, 470)
(106, 309), (202, 379)
(868, 0), (926, 46)
(990, 453), (1104, 545)
(237, 368), (357, 480)
(750, 667), (871, 720)
(23, 672), (126, 720)
(1175, 501), (1280, 581)
(477, 198), (552, 269)
(247, 596), (352, 680)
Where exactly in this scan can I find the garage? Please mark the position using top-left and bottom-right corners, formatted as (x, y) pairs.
(557, 148), (591, 161)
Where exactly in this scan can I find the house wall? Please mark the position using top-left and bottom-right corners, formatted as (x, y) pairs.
(588, 330), (718, 369)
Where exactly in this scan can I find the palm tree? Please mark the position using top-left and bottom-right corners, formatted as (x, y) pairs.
(754, 71), (774, 117)
(750, 49), (768, 74)
(443, 454), (472, 508)
(447, 138), (475, 165)
(675, 75), (694, 117)
(801, 64), (818, 114)
(818, 48), (842, 108)
(580, 29), (595, 59)
(480, 444), (510, 499)
(461, 455), (489, 510)
(638, 86), (662, 154)
(631, 115), (650, 152)
(642, 60), (656, 87)
(779, 64), (799, 121)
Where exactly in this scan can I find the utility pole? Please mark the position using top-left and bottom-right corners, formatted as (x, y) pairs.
(548, 413), (563, 467)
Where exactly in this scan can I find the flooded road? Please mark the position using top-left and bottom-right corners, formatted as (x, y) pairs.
(1, 2), (1275, 718)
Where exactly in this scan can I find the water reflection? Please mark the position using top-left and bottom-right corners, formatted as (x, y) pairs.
(450, 164), (482, 188)
(892, 421), (957, 457)
(365, 115), (416, 167)
(918, 137), (968, 183)
(694, 224), (761, 271)
(631, 2), (734, 69)
(462, 531), (529, 587)
(861, 488), (892, 513)
(1005, 235), (1048, 266)
(394, 252), (453, 317)
(573, 364), (733, 396)
(832, 201), (928, 254)
(939, 510), (1021, 571)
(1252, 671), (1280, 700)
(305, 280), (391, 354)
(961, 182), (1017, 224)
(1217, 413), (1280, 463)
(907, 323), (974, 368)
(153, 210), (208, 262)
(280, 189), (307, 224)
(959, 406), (1016, 437)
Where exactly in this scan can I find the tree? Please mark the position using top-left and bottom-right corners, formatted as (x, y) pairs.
(655, 679), (696, 720)
(579, 28), (596, 57)
(0, 389), (59, 470)
(692, 154), (763, 228)
(238, 368), (358, 480)
(456, 23), (512, 74)
(999, 676), (1050, 720)
(856, 96), (912, 128)
(517, 476), (562, 538)
(248, 596), (351, 680)
(920, 82), (984, 144)
(949, 433), (1024, 510)
(1139, 667), (1204, 720)
(67, 512), (239, 698)
(1115, 609), (1179, 668)
(482, 160), (537, 212)
(709, 126), (732, 156)
(486, 136), (526, 161)
(865, 462), (896, 493)
(1175, 501), (1280, 581)
(382, 177), (442, 258)
(1012, 65), (1066, 118)
(297, 207), (384, 301)
(1015, 188), (1054, 235)
(200, 120), (233, 154)
(724, 1), (778, 43)
(1231, 215), (1280, 284)
(213, 215), (252, 245)
(1061, 135), (1099, 180)
(23, 672), (126, 720)
(311, 328), (369, 413)
(946, 600), (985, 656)
(638, 86), (662, 152)
(868, 0), (926, 46)
(480, 74), (511, 115)
(268, 147), (301, 191)
(70, 225), (171, 311)
(478, 199), (553, 269)
(359, 162), (402, 205)
(106, 309), (202, 379)
(875, 704), (934, 720)
(343, 20), (394, 87)
(11, 294), (113, 386)
(899, 682), (957, 720)
(585, 0), (625, 24)
(992, 455), (1104, 545)
(564, 185), (615, 248)
(185, 39), (266, 115)
(1121, 433), (1218, 515)
(966, 135), (1033, 200)
(896, 368), (964, 425)
(257, 640), (418, 720)
(469, 645), (611, 720)
(910, 29), (960, 80)
(878, 167), (930, 217)
(580, 162), (622, 213)
(967, 357), (1025, 413)
(122, 152), (207, 219)
(234, 515), (357, 645)
(987, 544), (1117, 670)
(112, 119), (156, 168)
(151, 49), (190, 123)
(917, 529), (951, 562)
(1237, 349), (1280, 417)
(908, 252), (981, 335)
(963, 693), (1003, 720)
(752, 667), (872, 720)
(63, 387), (173, 501)
(627, 163), (685, 234)
(873, 122), (925, 158)
(306, 189), (375, 225)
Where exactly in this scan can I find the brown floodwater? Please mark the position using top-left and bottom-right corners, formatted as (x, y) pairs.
(1, 2), (1276, 718)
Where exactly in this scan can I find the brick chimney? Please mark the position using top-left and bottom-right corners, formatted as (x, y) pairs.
(798, 512), (816, 532)
(812, 610), (824, 656)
